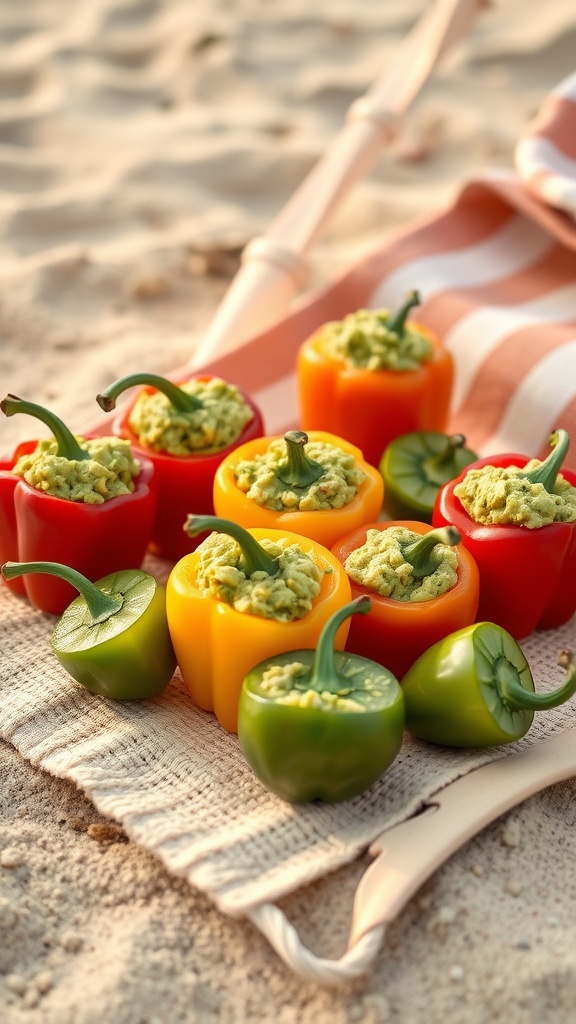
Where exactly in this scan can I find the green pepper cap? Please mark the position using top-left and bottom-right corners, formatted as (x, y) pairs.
(421, 434), (473, 486)
(380, 432), (478, 523)
(0, 395), (90, 462)
(96, 373), (203, 414)
(496, 647), (576, 712)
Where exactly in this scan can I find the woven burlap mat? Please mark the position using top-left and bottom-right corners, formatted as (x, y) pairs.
(2, 552), (575, 919)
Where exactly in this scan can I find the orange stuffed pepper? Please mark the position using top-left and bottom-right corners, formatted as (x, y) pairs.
(167, 515), (352, 733)
(332, 520), (479, 680)
(213, 429), (383, 550)
(297, 291), (453, 467)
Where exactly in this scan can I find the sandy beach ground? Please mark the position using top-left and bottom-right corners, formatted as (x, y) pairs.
(2, 1), (576, 1021)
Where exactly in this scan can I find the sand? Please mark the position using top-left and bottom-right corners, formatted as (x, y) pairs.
(2, 0), (576, 1020)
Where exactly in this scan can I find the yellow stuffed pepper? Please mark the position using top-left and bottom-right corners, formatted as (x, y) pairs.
(166, 515), (352, 733)
(212, 429), (383, 549)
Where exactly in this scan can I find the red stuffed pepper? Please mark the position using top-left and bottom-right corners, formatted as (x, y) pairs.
(96, 372), (264, 560)
(433, 429), (576, 639)
(0, 395), (155, 614)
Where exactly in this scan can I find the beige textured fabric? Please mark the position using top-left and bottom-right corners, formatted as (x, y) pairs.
(2, 551), (575, 919)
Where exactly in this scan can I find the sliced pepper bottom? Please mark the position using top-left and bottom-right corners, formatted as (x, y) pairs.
(402, 622), (535, 747)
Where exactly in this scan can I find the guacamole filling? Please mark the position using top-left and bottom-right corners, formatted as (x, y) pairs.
(344, 526), (458, 602)
(454, 461), (576, 528)
(233, 438), (366, 512)
(257, 661), (382, 711)
(13, 436), (140, 504)
(128, 377), (253, 455)
(319, 308), (432, 371)
(194, 532), (323, 621)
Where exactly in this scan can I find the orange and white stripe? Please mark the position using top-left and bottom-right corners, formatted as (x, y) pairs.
(515, 71), (576, 220)
(198, 74), (576, 472)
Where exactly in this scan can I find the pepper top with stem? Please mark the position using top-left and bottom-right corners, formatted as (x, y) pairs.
(399, 524), (461, 579)
(243, 595), (402, 706)
(385, 290), (421, 337)
(520, 429), (569, 491)
(96, 373), (204, 414)
(1, 395), (91, 462)
(275, 431), (325, 488)
(1, 559), (176, 700)
(301, 595), (372, 697)
(184, 514), (280, 577)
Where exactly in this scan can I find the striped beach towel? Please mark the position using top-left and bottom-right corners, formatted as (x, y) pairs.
(198, 71), (576, 473)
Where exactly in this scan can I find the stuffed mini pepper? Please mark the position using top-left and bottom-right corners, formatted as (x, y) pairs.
(332, 521), (479, 680)
(0, 395), (155, 614)
(433, 429), (576, 638)
(296, 292), (453, 467)
(96, 372), (264, 559)
(238, 597), (405, 803)
(213, 429), (383, 549)
(166, 515), (351, 733)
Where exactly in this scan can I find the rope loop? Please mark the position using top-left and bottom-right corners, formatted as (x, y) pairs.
(247, 902), (386, 985)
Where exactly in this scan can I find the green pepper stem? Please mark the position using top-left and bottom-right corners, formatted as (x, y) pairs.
(1, 561), (123, 623)
(184, 515), (279, 577)
(400, 526), (461, 580)
(0, 395), (90, 462)
(275, 431), (325, 488)
(308, 596), (371, 693)
(520, 429), (570, 493)
(96, 373), (203, 414)
(422, 434), (467, 485)
(497, 649), (576, 712)
(386, 290), (421, 336)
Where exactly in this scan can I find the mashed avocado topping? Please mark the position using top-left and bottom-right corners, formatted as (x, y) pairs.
(320, 306), (432, 372)
(344, 525), (458, 602)
(128, 377), (253, 455)
(233, 436), (366, 512)
(454, 460), (576, 528)
(194, 532), (323, 621)
(256, 662), (376, 711)
(13, 436), (140, 504)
